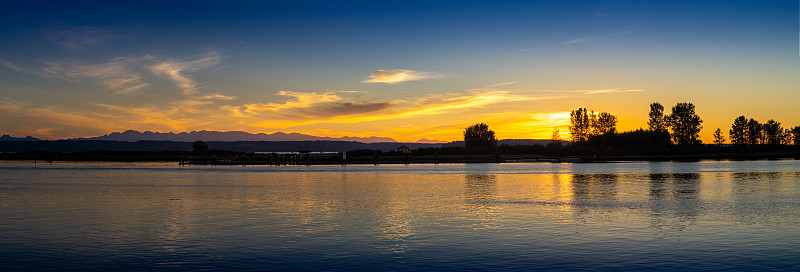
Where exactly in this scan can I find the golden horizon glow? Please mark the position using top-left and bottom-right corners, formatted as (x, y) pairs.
(1, 2), (798, 145)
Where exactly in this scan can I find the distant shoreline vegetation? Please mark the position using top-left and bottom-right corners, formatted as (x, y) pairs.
(1, 141), (799, 164)
(2, 101), (799, 163)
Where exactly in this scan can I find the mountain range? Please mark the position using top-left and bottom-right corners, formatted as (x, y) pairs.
(0, 135), (42, 141)
(75, 130), (413, 143)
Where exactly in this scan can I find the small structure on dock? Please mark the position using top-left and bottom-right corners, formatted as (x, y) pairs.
(397, 145), (411, 154)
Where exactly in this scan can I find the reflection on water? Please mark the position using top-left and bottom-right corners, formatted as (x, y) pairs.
(464, 174), (499, 230)
(731, 171), (795, 225)
(1, 161), (800, 271)
(571, 174), (618, 222)
(465, 174), (497, 205)
(648, 173), (701, 232)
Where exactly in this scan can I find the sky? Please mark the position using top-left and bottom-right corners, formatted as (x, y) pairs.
(0, 0), (798, 143)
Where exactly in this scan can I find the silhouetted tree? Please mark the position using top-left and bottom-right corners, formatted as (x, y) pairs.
(729, 116), (748, 145)
(569, 108), (591, 142)
(193, 140), (208, 152)
(713, 128), (725, 146)
(762, 119), (783, 145)
(463, 123), (497, 148)
(791, 126), (800, 145)
(667, 102), (703, 145)
(594, 112), (617, 135)
(549, 127), (561, 146)
(648, 102), (667, 132)
(782, 128), (793, 145)
(746, 118), (761, 145)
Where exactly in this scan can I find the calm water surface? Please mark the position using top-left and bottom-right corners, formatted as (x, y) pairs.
(1, 160), (799, 271)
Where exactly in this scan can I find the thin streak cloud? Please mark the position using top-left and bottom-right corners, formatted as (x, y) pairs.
(251, 89), (559, 129)
(570, 88), (645, 95)
(148, 51), (221, 96)
(2, 57), (149, 95)
(564, 38), (590, 44)
(241, 91), (396, 118)
(2, 50), (231, 99)
(49, 25), (136, 50)
(362, 69), (443, 84)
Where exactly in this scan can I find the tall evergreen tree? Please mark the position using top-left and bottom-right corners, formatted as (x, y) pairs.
(791, 126), (800, 145)
(782, 128), (793, 145)
(762, 119), (783, 145)
(745, 118), (761, 145)
(648, 102), (667, 132)
(729, 116), (748, 145)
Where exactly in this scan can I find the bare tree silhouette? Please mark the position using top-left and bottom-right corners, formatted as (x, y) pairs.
(713, 128), (725, 146)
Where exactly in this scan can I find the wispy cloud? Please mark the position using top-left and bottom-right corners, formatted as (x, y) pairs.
(564, 26), (644, 45)
(2, 50), (228, 98)
(244, 91), (344, 112)
(42, 57), (150, 94)
(592, 11), (610, 17)
(569, 88), (645, 95)
(564, 37), (590, 45)
(608, 26), (645, 36)
(249, 88), (560, 129)
(149, 51), (222, 96)
(0, 58), (27, 73)
(362, 69), (443, 84)
(1, 57), (149, 94)
(241, 91), (396, 118)
(196, 93), (237, 100)
(0, 79), (611, 141)
(49, 25), (139, 50)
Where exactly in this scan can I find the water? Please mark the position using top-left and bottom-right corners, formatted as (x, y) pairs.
(1, 160), (799, 271)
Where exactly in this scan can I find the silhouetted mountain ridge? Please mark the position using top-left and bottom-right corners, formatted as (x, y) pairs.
(77, 130), (398, 143)
(0, 134), (42, 141)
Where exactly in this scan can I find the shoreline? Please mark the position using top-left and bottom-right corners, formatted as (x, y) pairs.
(2, 150), (799, 165)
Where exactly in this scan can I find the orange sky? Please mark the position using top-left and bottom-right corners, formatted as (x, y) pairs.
(1, 1), (798, 143)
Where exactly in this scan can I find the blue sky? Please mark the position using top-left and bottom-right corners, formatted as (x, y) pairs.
(0, 0), (797, 141)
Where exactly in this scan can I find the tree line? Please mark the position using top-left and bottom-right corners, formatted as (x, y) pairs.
(462, 101), (800, 148)
(729, 116), (800, 146)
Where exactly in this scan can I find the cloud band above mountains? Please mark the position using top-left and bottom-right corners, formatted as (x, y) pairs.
(362, 69), (443, 84)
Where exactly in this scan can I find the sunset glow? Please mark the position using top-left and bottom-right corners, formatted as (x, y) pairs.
(0, 1), (797, 142)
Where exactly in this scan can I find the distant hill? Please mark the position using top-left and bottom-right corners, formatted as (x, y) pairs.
(0, 140), (441, 153)
(0, 134), (41, 141)
(78, 130), (398, 143)
(416, 139), (448, 144)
